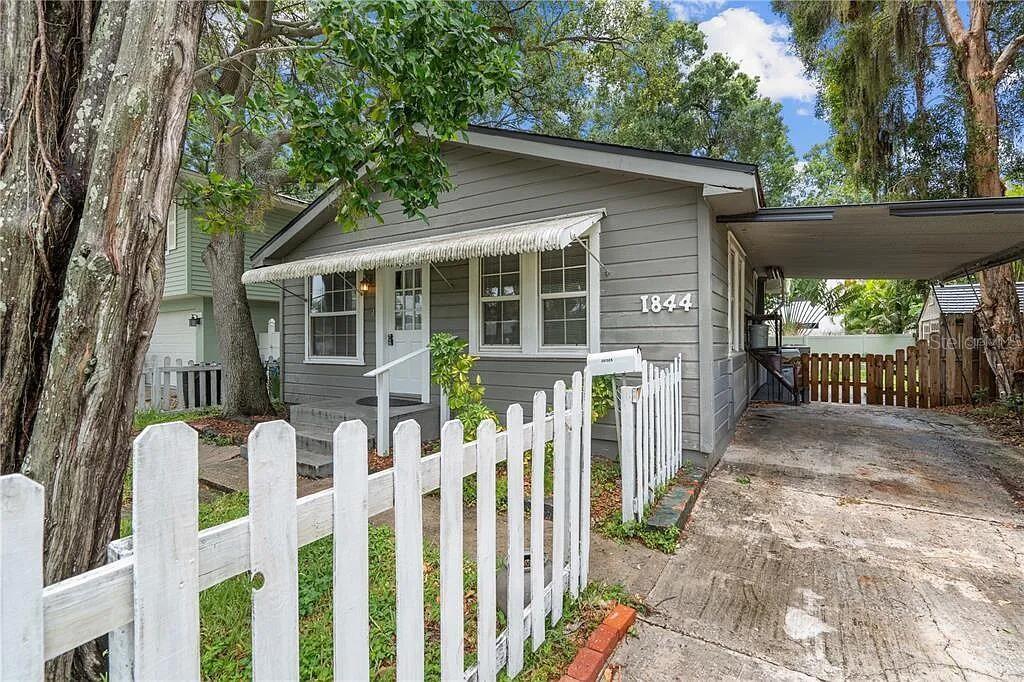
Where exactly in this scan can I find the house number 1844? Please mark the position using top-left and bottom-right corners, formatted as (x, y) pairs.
(640, 293), (693, 313)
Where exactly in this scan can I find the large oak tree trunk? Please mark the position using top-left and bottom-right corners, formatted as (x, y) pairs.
(203, 231), (274, 416)
(957, 19), (1024, 396)
(0, 1), (202, 677)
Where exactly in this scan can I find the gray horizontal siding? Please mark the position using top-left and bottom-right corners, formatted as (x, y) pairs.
(163, 202), (189, 297)
(280, 144), (701, 455)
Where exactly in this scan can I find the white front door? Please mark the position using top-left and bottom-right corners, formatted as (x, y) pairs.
(381, 266), (430, 398)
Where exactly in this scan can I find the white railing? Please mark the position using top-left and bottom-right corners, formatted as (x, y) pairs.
(362, 346), (430, 454)
(0, 374), (589, 681)
(618, 354), (684, 522)
(135, 355), (223, 411)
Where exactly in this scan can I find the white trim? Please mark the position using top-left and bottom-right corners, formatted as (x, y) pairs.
(376, 265), (431, 399)
(165, 203), (178, 253)
(727, 232), (746, 355)
(469, 225), (600, 359)
(303, 271), (365, 366)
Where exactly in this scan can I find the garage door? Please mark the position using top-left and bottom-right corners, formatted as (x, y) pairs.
(148, 310), (199, 365)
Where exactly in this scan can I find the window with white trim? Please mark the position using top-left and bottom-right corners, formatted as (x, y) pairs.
(727, 233), (746, 353)
(165, 203), (178, 253)
(308, 272), (361, 360)
(470, 233), (598, 357)
(540, 240), (588, 347)
(480, 254), (521, 346)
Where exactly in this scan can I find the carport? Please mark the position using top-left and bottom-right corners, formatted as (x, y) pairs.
(720, 196), (1024, 280)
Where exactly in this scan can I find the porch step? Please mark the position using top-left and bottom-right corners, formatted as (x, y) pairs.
(646, 466), (708, 530)
(241, 396), (440, 479)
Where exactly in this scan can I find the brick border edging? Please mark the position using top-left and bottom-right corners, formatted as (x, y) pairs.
(560, 604), (637, 682)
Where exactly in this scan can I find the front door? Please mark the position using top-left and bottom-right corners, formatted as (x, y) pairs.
(381, 266), (429, 398)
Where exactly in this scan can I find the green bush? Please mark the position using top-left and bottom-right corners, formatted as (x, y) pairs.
(429, 332), (498, 440)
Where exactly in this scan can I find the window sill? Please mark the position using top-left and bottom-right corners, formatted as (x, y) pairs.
(473, 347), (590, 360)
(304, 356), (365, 366)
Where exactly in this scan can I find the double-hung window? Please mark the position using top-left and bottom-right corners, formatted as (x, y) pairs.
(470, 232), (598, 357)
(307, 271), (363, 363)
(540, 240), (588, 347)
(480, 255), (521, 347)
(727, 232), (746, 354)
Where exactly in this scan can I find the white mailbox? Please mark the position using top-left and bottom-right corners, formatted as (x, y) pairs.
(586, 347), (643, 376)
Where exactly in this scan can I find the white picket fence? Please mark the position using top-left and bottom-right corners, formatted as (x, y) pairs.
(618, 354), (684, 523)
(1, 374), (591, 681)
(135, 355), (223, 411)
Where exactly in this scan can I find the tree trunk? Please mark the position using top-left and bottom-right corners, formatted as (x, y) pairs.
(204, 231), (274, 416)
(1, 1), (202, 678)
(957, 21), (1024, 396)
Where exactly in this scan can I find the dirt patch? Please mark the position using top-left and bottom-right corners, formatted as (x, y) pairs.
(936, 404), (1024, 448)
(187, 416), (278, 444)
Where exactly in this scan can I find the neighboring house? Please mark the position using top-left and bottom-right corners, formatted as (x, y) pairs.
(917, 282), (1024, 337)
(154, 188), (305, 365)
(241, 126), (1024, 473)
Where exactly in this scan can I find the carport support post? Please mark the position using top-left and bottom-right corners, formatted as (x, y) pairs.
(376, 372), (390, 455)
(696, 198), (716, 459)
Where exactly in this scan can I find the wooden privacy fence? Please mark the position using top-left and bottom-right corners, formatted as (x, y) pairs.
(802, 328), (996, 408)
(135, 355), (224, 411)
(617, 354), (684, 523)
(1, 375), (591, 681)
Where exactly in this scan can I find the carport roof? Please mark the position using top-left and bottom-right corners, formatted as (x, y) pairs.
(720, 197), (1024, 281)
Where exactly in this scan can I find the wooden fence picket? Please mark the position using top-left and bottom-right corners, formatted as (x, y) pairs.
(529, 391), (547, 650)
(248, 421), (299, 680)
(0, 475), (44, 681)
(439, 419), (465, 680)
(551, 380), (567, 625)
(393, 420), (424, 681)
(619, 386), (636, 523)
(476, 420), (498, 681)
(333, 421), (369, 681)
(579, 367), (594, 588)
(504, 406), (526, 677)
(568, 371), (583, 598)
(132, 423), (200, 680)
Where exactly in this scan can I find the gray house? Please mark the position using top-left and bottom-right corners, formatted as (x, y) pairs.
(243, 127), (760, 473)
(242, 127), (1024, 475)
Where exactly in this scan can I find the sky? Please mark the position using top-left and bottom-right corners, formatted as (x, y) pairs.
(665, 0), (831, 157)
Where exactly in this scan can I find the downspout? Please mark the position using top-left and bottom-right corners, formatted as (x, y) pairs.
(697, 196), (715, 457)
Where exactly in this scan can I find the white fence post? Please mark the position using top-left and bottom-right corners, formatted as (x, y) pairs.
(132, 423), (200, 680)
(580, 368), (593, 588)
(248, 421), (299, 680)
(439, 420), (464, 681)
(619, 386), (636, 524)
(505, 405), (526, 677)
(568, 371), (583, 598)
(334, 421), (369, 681)
(476, 419), (498, 680)
(376, 373), (390, 456)
(551, 380), (567, 624)
(0, 475), (44, 681)
(529, 391), (548, 650)
(393, 420), (423, 680)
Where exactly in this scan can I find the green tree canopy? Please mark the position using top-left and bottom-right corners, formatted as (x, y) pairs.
(840, 280), (925, 335)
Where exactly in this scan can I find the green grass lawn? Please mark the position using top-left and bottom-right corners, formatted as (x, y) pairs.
(119, 490), (628, 680)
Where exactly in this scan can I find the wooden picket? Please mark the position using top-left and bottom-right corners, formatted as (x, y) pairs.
(618, 353), (685, 523)
(1, 376), (589, 681)
(801, 320), (997, 408)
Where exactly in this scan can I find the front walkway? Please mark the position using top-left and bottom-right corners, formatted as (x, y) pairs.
(610, 403), (1024, 680)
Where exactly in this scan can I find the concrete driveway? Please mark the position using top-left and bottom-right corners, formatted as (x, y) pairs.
(610, 403), (1024, 681)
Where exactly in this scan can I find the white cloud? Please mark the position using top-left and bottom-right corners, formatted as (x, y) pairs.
(796, 106), (812, 116)
(697, 7), (815, 102)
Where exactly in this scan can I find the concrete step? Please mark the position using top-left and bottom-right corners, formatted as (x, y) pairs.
(239, 442), (335, 478)
(646, 466), (708, 530)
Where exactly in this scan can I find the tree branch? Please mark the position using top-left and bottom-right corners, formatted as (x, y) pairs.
(196, 43), (320, 75)
(994, 33), (1024, 82)
(932, 0), (965, 46)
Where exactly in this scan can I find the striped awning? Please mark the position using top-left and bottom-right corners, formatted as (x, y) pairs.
(241, 210), (604, 284)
